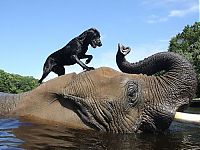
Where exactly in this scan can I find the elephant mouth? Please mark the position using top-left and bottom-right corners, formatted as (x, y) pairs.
(133, 106), (176, 133)
(133, 101), (198, 133)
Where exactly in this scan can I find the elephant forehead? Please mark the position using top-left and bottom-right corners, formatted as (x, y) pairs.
(91, 75), (125, 98)
(85, 67), (122, 77)
(67, 68), (129, 99)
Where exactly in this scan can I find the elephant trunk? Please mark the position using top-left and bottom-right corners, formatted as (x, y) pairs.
(116, 45), (197, 97)
(117, 46), (191, 76)
(0, 92), (23, 115)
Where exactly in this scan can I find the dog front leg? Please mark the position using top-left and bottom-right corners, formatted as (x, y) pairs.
(84, 55), (93, 64)
(71, 55), (94, 71)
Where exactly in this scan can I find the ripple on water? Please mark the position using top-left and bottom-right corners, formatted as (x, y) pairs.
(0, 118), (26, 149)
(0, 117), (200, 149)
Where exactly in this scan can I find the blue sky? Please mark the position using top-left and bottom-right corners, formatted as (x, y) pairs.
(0, 0), (199, 81)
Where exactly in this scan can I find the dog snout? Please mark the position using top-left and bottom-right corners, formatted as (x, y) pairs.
(97, 39), (102, 47)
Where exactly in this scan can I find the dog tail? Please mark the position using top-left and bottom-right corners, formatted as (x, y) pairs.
(38, 57), (56, 84)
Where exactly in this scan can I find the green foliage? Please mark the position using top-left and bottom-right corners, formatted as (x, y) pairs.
(0, 69), (39, 94)
(168, 22), (200, 97)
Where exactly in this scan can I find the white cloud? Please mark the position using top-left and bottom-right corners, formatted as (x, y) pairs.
(146, 1), (198, 24)
(168, 5), (199, 17)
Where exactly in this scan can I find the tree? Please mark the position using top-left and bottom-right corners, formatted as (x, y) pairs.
(0, 69), (39, 94)
(168, 22), (200, 97)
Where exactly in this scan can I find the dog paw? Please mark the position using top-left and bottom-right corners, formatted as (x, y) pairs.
(86, 67), (95, 71)
(85, 59), (91, 64)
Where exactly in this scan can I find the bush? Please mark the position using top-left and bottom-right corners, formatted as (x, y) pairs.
(0, 69), (39, 94)
(168, 22), (200, 97)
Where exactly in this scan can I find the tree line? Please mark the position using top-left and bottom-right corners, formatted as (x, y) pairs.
(0, 69), (39, 94)
(168, 22), (200, 97)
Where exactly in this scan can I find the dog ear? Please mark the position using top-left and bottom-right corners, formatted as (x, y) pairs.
(88, 28), (100, 37)
(89, 28), (96, 31)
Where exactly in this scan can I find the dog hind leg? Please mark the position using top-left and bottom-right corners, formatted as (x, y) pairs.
(52, 65), (65, 76)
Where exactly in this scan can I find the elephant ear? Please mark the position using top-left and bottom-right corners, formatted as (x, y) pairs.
(52, 93), (108, 131)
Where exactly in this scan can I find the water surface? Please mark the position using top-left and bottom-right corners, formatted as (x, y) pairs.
(0, 108), (200, 149)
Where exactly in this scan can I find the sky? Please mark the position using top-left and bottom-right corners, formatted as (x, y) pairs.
(0, 0), (199, 81)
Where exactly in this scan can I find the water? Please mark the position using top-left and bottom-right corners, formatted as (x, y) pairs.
(0, 108), (200, 150)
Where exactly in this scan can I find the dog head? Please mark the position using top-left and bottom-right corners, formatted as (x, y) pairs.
(86, 28), (102, 48)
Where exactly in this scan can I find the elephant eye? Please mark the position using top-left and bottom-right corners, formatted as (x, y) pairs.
(127, 81), (138, 96)
(126, 80), (139, 107)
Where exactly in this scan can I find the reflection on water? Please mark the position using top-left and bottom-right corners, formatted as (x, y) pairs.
(0, 107), (200, 150)
(0, 118), (25, 150)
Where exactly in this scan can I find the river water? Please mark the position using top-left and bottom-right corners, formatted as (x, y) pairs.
(0, 108), (200, 150)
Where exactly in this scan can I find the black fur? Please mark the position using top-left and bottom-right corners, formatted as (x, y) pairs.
(38, 28), (102, 83)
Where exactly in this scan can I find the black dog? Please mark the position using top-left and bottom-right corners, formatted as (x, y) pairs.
(38, 28), (102, 83)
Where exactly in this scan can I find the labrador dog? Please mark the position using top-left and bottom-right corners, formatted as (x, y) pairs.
(38, 28), (102, 83)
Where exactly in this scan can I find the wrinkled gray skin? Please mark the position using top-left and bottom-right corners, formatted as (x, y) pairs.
(116, 44), (197, 132)
(0, 44), (197, 133)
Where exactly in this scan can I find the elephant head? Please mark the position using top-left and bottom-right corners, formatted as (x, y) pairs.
(0, 44), (197, 133)
(115, 43), (197, 132)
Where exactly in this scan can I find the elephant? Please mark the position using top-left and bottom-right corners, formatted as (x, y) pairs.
(0, 43), (198, 133)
